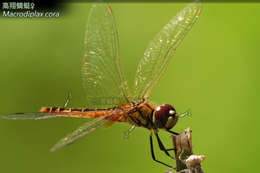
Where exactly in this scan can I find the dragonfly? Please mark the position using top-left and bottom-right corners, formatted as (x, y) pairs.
(1, 1), (201, 168)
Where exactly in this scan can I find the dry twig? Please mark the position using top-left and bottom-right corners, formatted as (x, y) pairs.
(171, 128), (205, 173)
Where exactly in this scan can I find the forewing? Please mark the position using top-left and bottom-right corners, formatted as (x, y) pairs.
(134, 1), (201, 100)
(82, 3), (130, 108)
(50, 116), (109, 152)
(0, 112), (65, 120)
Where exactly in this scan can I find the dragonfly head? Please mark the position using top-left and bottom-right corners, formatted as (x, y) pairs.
(153, 104), (178, 130)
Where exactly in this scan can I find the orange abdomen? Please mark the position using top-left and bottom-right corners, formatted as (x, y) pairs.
(40, 106), (126, 121)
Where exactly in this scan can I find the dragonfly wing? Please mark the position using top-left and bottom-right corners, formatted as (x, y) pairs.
(134, 1), (201, 100)
(0, 111), (104, 120)
(50, 115), (110, 152)
(82, 3), (131, 108)
(0, 112), (65, 120)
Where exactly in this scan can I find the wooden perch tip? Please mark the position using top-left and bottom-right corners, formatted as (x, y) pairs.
(171, 128), (205, 173)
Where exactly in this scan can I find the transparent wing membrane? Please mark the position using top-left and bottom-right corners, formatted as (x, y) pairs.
(50, 115), (112, 152)
(2, 108), (127, 151)
(0, 111), (97, 120)
(134, 1), (202, 100)
(0, 112), (64, 120)
(82, 3), (131, 108)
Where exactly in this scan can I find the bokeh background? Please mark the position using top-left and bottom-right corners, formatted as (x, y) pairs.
(0, 2), (259, 173)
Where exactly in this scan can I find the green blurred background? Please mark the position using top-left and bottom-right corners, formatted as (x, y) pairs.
(0, 2), (259, 173)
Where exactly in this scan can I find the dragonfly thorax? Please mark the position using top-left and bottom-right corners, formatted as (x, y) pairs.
(152, 104), (178, 130)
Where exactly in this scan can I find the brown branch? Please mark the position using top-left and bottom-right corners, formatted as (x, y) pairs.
(171, 128), (205, 173)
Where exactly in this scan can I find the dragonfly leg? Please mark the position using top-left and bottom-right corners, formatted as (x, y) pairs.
(123, 125), (135, 139)
(165, 148), (175, 151)
(64, 91), (72, 108)
(161, 130), (180, 151)
(167, 130), (179, 135)
(154, 132), (175, 159)
(149, 132), (173, 168)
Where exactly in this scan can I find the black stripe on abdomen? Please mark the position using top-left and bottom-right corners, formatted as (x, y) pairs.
(40, 106), (122, 113)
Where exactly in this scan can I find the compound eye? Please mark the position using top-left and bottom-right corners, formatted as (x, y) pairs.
(165, 116), (177, 129)
(153, 104), (176, 129)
